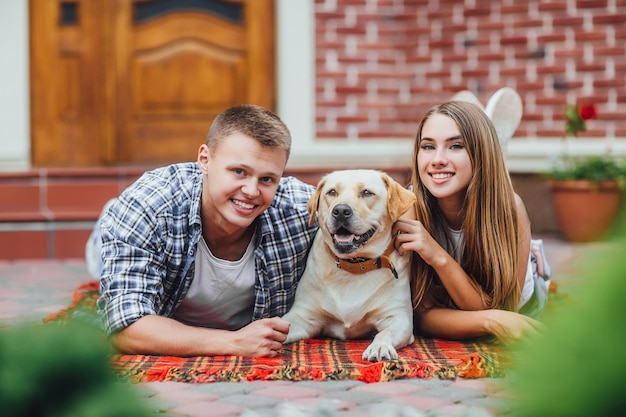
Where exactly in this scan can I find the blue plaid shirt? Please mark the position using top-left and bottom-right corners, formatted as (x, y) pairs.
(96, 162), (318, 336)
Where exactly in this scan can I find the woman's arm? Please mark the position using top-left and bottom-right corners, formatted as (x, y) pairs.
(394, 218), (489, 310)
(416, 306), (543, 343)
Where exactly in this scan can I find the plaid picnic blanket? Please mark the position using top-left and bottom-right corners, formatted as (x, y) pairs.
(45, 281), (507, 383)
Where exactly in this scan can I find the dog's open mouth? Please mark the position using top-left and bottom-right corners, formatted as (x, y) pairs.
(332, 227), (376, 254)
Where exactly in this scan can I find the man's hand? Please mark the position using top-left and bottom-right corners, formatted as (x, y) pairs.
(230, 317), (291, 357)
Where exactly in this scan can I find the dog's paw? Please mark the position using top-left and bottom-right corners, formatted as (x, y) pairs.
(282, 322), (314, 344)
(362, 343), (398, 362)
(284, 333), (299, 344)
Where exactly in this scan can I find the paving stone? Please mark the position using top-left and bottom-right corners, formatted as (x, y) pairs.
(250, 385), (325, 400)
(145, 396), (183, 414)
(350, 381), (425, 396)
(450, 378), (504, 393)
(431, 404), (496, 417)
(351, 401), (429, 417)
(246, 403), (367, 417)
(320, 389), (385, 406)
(238, 408), (277, 417)
(154, 389), (219, 403)
(461, 396), (512, 414)
(287, 397), (355, 412)
(293, 379), (365, 391)
(332, 410), (368, 417)
(189, 382), (260, 395)
(217, 393), (281, 409)
(418, 386), (487, 402)
(396, 377), (454, 389)
(277, 401), (355, 417)
(169, 400), (244, 417)
(394, 395), (454, 410)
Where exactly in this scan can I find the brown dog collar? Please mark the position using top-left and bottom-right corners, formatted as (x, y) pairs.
(333, 242), (399, 279)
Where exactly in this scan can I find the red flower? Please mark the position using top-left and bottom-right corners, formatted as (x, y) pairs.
(565, 103), (598, 137)
(579, 104), (597, 121)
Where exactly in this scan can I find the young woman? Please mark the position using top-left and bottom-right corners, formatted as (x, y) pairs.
(394, 101), (551, 343)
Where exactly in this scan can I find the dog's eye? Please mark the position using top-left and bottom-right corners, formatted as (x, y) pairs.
(326, 188), (337, 197)
(361, 189), (374, 197)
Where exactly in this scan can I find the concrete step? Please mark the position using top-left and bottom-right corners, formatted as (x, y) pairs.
(0, 166), (149, 260)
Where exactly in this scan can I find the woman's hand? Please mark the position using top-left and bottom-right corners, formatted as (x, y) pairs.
(393, 217), (445, 266)
(484, 309), (545, 345)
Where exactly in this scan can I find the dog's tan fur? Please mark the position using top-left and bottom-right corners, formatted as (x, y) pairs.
(282, 170), (416, 361)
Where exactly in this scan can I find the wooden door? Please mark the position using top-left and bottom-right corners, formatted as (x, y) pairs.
(30, 0), (105, 166)
(30, 0), (275, 167)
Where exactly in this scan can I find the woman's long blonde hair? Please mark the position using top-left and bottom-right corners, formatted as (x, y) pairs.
(410, 101), (520, 311)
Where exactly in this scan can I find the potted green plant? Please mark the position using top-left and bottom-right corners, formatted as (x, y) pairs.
(546, 103), (626, 242)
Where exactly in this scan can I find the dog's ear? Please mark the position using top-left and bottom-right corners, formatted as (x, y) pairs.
(382, 174), (417, 221)
(307, 177), (326, 227)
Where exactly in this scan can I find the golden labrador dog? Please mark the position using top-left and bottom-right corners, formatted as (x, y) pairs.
(282, 169), (416, 362)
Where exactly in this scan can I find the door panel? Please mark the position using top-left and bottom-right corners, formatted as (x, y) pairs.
(113, 6), (249, 163)
(30, 0), (105, 166)
(30, 0), (275, 166)
(131, 41), (245, 113)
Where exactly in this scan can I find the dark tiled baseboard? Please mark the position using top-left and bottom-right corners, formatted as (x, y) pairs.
(0, 165), (412, 260)
(0, 166), (153, 260)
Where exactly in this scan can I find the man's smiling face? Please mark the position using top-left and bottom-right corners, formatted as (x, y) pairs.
(199, 133), (287, 234)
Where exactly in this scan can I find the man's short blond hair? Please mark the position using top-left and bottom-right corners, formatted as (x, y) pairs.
(205, 105), (291, 159)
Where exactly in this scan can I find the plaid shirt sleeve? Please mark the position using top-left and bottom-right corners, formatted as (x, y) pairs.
(253, 176), (319, 319)
(96, 164), (202, 336)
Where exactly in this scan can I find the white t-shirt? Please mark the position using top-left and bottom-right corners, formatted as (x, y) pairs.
(172, 236), (256, 330)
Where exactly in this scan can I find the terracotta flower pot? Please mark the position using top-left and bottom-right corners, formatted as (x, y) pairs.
(548, 179), (623, 242)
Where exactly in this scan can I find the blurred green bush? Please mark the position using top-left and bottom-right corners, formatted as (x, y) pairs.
(0, 320), (152, 417)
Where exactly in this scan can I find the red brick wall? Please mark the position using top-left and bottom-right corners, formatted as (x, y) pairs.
(315, 0), (626, 141)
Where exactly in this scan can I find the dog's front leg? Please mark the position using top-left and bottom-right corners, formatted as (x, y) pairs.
(362, 317), (414, 362)
(282, 309), (323, 344)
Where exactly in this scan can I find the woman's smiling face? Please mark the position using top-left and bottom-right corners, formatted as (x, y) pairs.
(417, 113), (473, 204)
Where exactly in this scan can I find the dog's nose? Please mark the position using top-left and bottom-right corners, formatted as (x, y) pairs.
(332, 204), (353, 221)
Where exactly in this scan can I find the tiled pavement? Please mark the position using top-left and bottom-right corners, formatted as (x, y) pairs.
(0, 235), (590, 417)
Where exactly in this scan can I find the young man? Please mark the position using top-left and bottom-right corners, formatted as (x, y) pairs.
(87, 105), (318, 357)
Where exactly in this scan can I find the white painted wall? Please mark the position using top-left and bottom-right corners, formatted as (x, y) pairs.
(0, 0), (30, 170)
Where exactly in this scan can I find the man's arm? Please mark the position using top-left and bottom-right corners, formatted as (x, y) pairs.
(111, 314), (291, 357)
